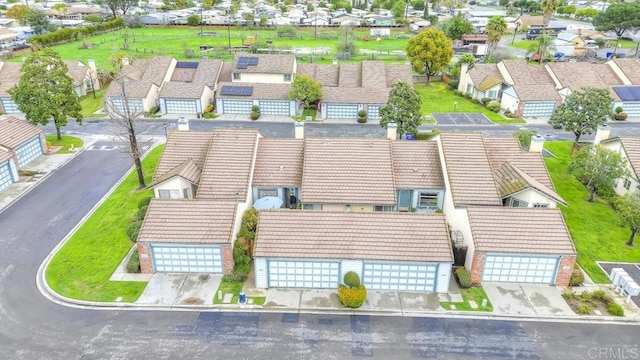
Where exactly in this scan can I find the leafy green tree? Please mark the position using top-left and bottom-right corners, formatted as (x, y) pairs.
(527, 34), (556, 63)
(593, 2), (640, 52)
(569, 145), (628, 202)
(548, 87), (613, 148)
(575, 7), (599, 21)
(451, 54), (475, 78)
(187, 14), (200, 26)
(615, 191), (640, 246)
(406, 27), (453, 83)
(7, 4), (29, 21)
(411, 0), (424, 11)
(391, 0), (405, 19)
(486, 16), (507, 54)
(24, 9), (53, 34)
(441, 15), (474, 40)
(541, 0), (560, 28)
(379, 81), (423, 139)
(9, 49), (82, 140)
(102, 0), (138, 19)
(289, 74), (323, 110)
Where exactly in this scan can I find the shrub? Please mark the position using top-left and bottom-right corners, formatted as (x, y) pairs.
(357, 109), (367, 123)
(222, 273), (246, 283)
(242, 208), (259, 232)
(453, 90), (462, 96)
(578, 304), (591, 314)
(448, 79), (459, 90)
(126, 249), (141, 273)
(205, 104), (214, 113)
(455, 267), (472, 288)
(343, 271), (361, 288)
(592, 290), (610, 302)
(481, 97), (491, 105)
(487, 101), (501, 112)
(615, 106), (623, 114)
(607, 301), (624, 316)
(138, 196), (152, 209)
(415, 130), (439, 140)
(357, 116), (367, 123)
(338, 284), (367, 308)
(465, 93), (472, 99)
(358, 109), (367, 118)
(613, 113), (628, 121)
(204, 112), (216, 119)
(569, 266), (584, 286)
(136, 205), (148, 220)
(126, 221), (142, 242)
(149, 105), (160, 115)
(471, 98), (480, 104)
(252, 105), (260, 113)
(250, 111), (260, 120)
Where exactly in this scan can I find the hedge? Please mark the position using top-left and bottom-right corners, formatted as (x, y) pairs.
(455, 267), (472, 288)
(30, 18), (124, 49)
(126, 249), (140, 273)
(338, 285), (367, 308)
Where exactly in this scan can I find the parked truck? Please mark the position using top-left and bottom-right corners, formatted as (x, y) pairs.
(525, 27), (567, 40)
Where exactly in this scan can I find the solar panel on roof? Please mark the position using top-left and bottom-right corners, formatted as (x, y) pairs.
(219, 85), (234, 96)
(176, 61), (199, 69)
(614, 86), (640, 101)
(219, 86), (253, 96)
(237, 63), (247, 69)
(247, 57), (259, 66)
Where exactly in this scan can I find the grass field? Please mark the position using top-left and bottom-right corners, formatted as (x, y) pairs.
(440, 286), (493, 312)
(79, 88), (107, 118)
(544, 141), (640, 283)
(45, 145), (164, 302)
(45, 135), (84, 154)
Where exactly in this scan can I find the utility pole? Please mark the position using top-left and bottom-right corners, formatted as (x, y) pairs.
(200, 7), (203, 36)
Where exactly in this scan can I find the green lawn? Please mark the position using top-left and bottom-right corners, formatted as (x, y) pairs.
(544, 141), (640, 283)
(45, 135), (84, 154)
(415, 83), (525, 124)
(614, 39), (638, 49)
(213, 279), (266, 305)
(79, 88), (107, 118)
(45, 145), (164, 302)
(511, 40), (536, 51)
(440, 286), (493, 312)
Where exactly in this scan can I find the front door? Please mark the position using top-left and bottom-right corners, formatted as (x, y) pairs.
(284, 188), (298, 209)
(398, 189), (412, 211)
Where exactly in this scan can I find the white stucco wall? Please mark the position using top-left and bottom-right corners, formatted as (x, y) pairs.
(143, 84), (160, 112)
(500, 88), (519, 114)
(601, 139), (640, 196)
(153, 177), (195, 198)
(509, 188), (559, 208)
(254, 257), (268, 288)
(341, 260), (363, 284)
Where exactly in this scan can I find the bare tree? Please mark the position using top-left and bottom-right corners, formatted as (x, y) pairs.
(103, 59), (146, 189)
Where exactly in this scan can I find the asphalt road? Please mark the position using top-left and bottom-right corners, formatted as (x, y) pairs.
(1, 123), (639, 359)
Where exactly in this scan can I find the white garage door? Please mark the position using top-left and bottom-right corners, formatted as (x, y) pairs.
(363, 261), (437, 292)
(0, 160), (14, 192)
(522, 101), (556, 117)
(326, 104), (359, 119)
(367, 104), (383, 120)
(165, 99), (198, 114)
(222, 100), (253, 114)
(151, 244), (223, 273)
(259, 101), (290, 115)
(108, 98), (144, 114)
(267, 260), (339, 288)
(1, 99), (20, 114)
(482, 254), (559, 284)
(15, 136), (43, 168)
(622, 102), (640, 117)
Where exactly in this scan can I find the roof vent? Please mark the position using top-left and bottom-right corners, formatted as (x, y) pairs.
(279, 165), (284, 171)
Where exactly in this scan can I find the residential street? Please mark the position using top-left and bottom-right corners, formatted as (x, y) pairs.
(0, 123), (639, 358)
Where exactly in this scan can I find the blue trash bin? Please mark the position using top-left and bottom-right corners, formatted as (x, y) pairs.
(239, 292), (246, 304)
(405, 134), (416, 140)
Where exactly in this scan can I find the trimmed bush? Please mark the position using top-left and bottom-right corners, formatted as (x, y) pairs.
(615, 106), (624, 114)
(242, 208), (259, 232)
(358, 109), (367, 123)
(607, 301), (624, 316)
(448, 79), (459, 90)
(487, 101), (501, 112)
(578, 304), (591, 314)
(481, 97), (491, 105)
(414, 128), (440, 141)
(613, 113), (628, 121)
(222, 273), (246, 283)
(138, 196), (152, 209)
(343, 271), (361, 288)
(250, 111), (260, 120)
(126, 249), (140, 273)
(126, 221), (142, 242)
(252, 105), (260, 113)
(455, 267), (472, 288)
(149, 105), (160, 115)
(569, 266), (585, 286)
(338, 285), (367, 308)
(136, 205), (148, 220)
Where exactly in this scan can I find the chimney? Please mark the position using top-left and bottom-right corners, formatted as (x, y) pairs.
(87, 58), (97, 72)
(177, 116), (189, 131)
(529, 135), (545, 152)
(122, 57), (130, 66)
(593, 124), (611, 146)
(386, 122), (397, 140)
(458, 63), (469, 93)
(294, 121), (304, 139)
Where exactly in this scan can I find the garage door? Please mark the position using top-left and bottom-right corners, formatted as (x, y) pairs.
(108, 98), (144, 114)
(15, 136), (43, 168)
(367, 104), (383, 120)
(259, 101), (290, 116)
(222, 100), (253, 114)
(165, 99), (197, 114)
(622, 102), (640, 117)
(267, 260), (339, 288)
(1, 98), (20, 114)
(0, 160), (14, 192)
(326, 104), (359, 119)
(482, 254), (559, 284)
(151, 244), (223, 273)
(363, 261), (437, 292)
(522, 101), (556, 117)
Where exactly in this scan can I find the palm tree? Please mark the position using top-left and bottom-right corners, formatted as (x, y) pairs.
(486, 16), (507, 54)
(541, 0), (561, 29)
(527, 35), (557, 63)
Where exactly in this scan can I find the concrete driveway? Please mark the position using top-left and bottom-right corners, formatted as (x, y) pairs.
(136, 273), (222, 305)
(483, 283), (575, 316)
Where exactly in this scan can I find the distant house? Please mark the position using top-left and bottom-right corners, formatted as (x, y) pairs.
(0, 28), (21, 50)
(364, 15), (396, 26)
(0, 117), (47, 192)
(600, 136), (640, 196)
(158, 59), (223, 115)
(515, 15), (544, 29)
(139, 13), (176, 25)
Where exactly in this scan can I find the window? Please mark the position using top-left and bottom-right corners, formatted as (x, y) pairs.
(283, 73), (292, 82)
(345, 205), (351, 212)
(533, 203), (549, 208)
(302, 204), (323, 210)
(511, 198), (528, 207)
(418, 192), (439, 209)
(258, 188), (278, 198)
(183, 188), (190, 199)
(158, 189), (181, 199)
(232, 72), (240, 80)
(624, 179), (632, 190)
(487, 90), (497, 99)
(373, 205), (394, 212)
(466, 84), (473, 95)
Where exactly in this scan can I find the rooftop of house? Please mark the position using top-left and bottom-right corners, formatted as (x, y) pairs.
(0, 116), (43, 150)
(64, 60), (89, 87)
(516, 15), (544, 27)
(149, 158), (201, 188)
(493, 162), (566, 205)
(253, 211), (454, 262)
(0, 62), (21, 97)
(610, 137), (640, 179)
(253, 138), (304, 187)
(296, 61), (413, 88)
(137, 199), (238, 244)
(215, 82), (292, 100)
(613, 58), (640, 85)
(232, 54), (295, 74)
(391, 141), (445, 189)
(467, 207), (576, 255)
(468, 63), (504, 91)
(548, 62), (624, 98)
(106, 56), (175, 98)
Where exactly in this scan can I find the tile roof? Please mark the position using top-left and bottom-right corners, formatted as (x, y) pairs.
(613, 58), (640, 84)
(321, 86), (389, 104)
(466, 207), (576, 255)
(197, 129), (259, 200)
(516, 15), (544, 27)
(493, 162), (566, 205)
(511, 84), (561, 101)
(392, 141), (444, 189)
(0, 150), (12, 163)
(439, 133), (502, 206)
(0, 116), (43, 149)
(338, 63), (362, 87)
(138, 199), (237, 244)
(253, 138), (304, 186)
(216, 82), (292, 100)
(618, 137), (640, 178)
(502, 60), (554, 85)
(149, 158), (202, 187)
(0, 62), (21, 97)
(233, 54), (294, 73)
(548, 62), (624, 98)
(106, 57), (175, 98)
(153, 131), (212, 181)
(300, 138), (396, 204)
(64, 60), (88, 87)
(361, 61), (386, 88)
(158, 82), (207, 99)
(385, 63), (413, 86)
(254, 211), (454, 262)
(468, 64), (504, 91)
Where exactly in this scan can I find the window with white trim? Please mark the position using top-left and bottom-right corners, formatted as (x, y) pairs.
(232, 72), (240, 80)
(158, 189), (181, 199)
(487, 90), (497, 99)
(624, 179), (631, 190)
(258, 188), (278, 198)
(373, 205), (394, 212)
(183, 188), (190, 199)
(345, 204), (351, 212)
(283, 73), (292, 81)
(511, 198), (528, 207)
(466, 84), (473, 94)
(418, 192), (439, 209)
(302, 204), (323, 210)
(533, 203), (549, 208)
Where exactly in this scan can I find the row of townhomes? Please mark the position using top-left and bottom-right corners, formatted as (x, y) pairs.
(137, 121), (579, 293)
(103, 54), (412, 120)
(458, 58), (640, 118)
(0, 117), (47, 192)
